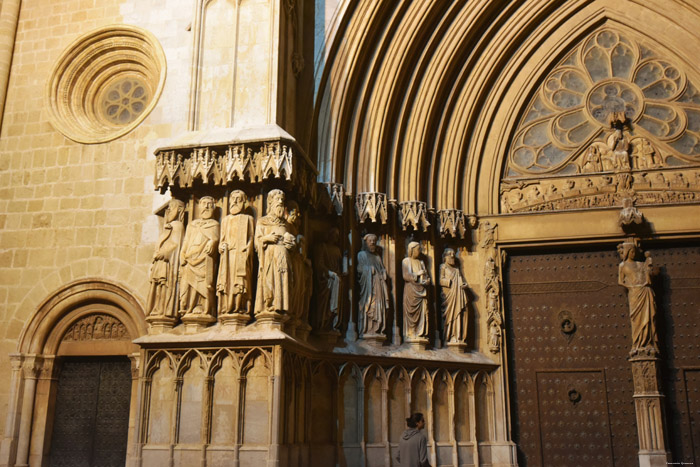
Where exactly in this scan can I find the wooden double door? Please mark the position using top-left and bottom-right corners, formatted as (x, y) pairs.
(48, 357), (132, 467)
(505, 245), (700, 466)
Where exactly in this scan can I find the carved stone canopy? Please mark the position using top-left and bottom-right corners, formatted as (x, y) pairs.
(398, 201), (430, 232)
(355, 192), (389, 224)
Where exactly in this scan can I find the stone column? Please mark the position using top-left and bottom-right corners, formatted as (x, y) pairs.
(14, 355), (42, 467)
(630, 356), (669, 467)
(0, 354), (24, 466)
(0, 0), (21, 132)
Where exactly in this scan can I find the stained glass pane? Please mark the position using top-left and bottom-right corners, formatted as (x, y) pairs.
(611, 44), (634, 79)
(523, 121), (549, 146)
(584, 47), (610, 82)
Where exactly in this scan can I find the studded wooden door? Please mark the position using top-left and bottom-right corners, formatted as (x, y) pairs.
(651, 244), (700, 465)
(48, 357), (132, 467)
(505, 249), (638, 467)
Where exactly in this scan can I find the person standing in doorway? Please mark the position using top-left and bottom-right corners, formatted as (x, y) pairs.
(397, 413), (431, 467)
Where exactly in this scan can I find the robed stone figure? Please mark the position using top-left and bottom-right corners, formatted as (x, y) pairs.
(618, 240), (659, 355)
(402, 241), (430, 340)
(217, 190), (254, 315)
(179, 196), (219, 318)
(147, 199), (185, 319)
(314, 228), (342, 332)
(357, 234), (389, 337)
(255, 189), (296, 315)
(439, 248), (468, 344)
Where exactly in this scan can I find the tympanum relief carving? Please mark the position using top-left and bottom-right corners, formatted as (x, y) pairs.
(501, 28), (700, 213)
(63, 314), (129, 341)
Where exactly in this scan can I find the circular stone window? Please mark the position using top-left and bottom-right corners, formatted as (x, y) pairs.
(46, 25), (166, 144)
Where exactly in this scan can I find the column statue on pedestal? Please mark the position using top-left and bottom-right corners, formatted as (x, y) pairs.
(179, 196), (220, 328)
(617, 240), (659, 356)
(439, 248), (468, 349)
(357, 234), (389, 341)
(216, 190), (255, 322)
(402, 241), (430, 345)
(146, 199), (185, 326)
(254, 189), (296, 321)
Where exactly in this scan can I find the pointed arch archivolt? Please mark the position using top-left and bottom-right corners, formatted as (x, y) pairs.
(312, 0), (700, 215)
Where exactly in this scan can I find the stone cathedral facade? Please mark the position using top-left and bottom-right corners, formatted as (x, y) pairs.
(0, 1), (699, 467)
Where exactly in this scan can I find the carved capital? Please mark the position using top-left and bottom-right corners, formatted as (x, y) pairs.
(398, 201), (430, 232)
(437, 209), (467, 238)
(355, 192), (388, 224)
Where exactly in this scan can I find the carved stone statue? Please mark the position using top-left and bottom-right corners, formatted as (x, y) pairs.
(439, 248), (468, 345)
(286, 200), (304, 323)
(617, 240), (659, 356)
(216, 190), (254, 316)
(402, 241), (430, 341)
(357, 233), (389, 338)
(254, 189), (296, 316)
(179, 196), (220, 320)
(313, 227), (343, 332)
(146, 199), (185, 320)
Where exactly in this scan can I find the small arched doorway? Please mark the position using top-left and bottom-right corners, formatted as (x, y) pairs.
(4, 279), (146, 467)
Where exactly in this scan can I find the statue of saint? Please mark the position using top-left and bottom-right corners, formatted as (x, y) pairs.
(402, 241), (430, 340)
(357, 234), (389, 337)
(179, 196), (220, 318)
(286, 200), (304, 322)
(313, 228), (343, 332)
(617, 240), (659, 355)
(439, 248), (468, 344)
(254, 190), (296, 315)
(147, 199), (185, 319)
(216, 190), (254, 315)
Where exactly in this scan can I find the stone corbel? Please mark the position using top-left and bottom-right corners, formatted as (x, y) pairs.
(355, 192), (388, 224)
(618, 196), (644, 228)
(437, 209), (467, 238)
(398, 201), (430, 232)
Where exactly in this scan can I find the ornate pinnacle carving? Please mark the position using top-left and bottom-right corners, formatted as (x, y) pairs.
(323, 183), (344, 215)
(398, 201), (430, 232)
(437, 209), (467, 238)
(355, 192), (388, 224)
(260, 142), (293, 181)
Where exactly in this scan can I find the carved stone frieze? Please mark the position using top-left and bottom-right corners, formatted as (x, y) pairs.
(437, 209), (467, 238)
(154, 139), (317, 196)
(355, 192), (388, 224)
(501, 166), (700, 213)
(398, 201), (430, 232)
(63, 314), (129, 341)
(502, 131), (700, 213)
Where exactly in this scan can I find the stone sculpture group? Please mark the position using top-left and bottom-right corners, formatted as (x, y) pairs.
(146, 190), (470, 349)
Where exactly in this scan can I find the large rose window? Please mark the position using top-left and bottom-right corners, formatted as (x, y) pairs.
(506, 28), (700, 177)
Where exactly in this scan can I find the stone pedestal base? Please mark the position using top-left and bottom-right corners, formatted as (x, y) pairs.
(638, 450), (670, 467)
(361, 333), (386, 347)
(315, 330), (341, 347)
(145, 316), (177, 334)
(405, 337), (429, 351)
(446, 341), (467, 353)
(219, 313), (250, 331)
(255, 311), (288, 330)
(181, 314), (216, 334)
(295, 322), (311, 341)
